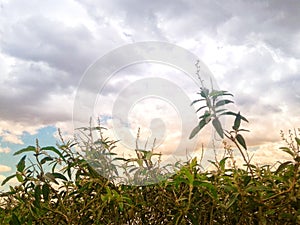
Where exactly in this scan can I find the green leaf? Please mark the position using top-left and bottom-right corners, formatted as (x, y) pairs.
(219, 157), (229, 171)
(199, 110), (211, 121)
(243, 175), (251, 186)
(190, 99), (205, 105)
(17, 155), (26, 172)
(40, 146), (65, 161)
(233, 112), (241, 131)
(1, 174), (16, 186)
(208, 160), (218, 169)
(199, 182), (218, 200)
(236, 134), (247, 150)
(10, 213), (21, 225)
(275, 161), (292, 174)
(45, 172), (59, 184)
(279, 147), (294, 157)
(209, 90), (233, 98)
(225, 193), (239, 209)
(67, 166), (72, 180)
(112, 157), (128, 162)
(196, 105), (207, 113)
(16, 173), (23, 182)
(237, 129), (250, 132)
(34, 185), (41, 208)
(189, 119), (207, 139)
(295, 137), (300, 146)
(182, 167), (194, 184)
(219, 111), (249, 122)
(13, 146), (36, 156)
(52, 172), (68, 182)
(200, 88), (209, 98)
(40, 156), (53, 164)
(42, 183), (50, 201)
(215, 109), (227, 114)
(91, 126), (107, 131)
(215, 100), (234, 107)
(212, 118), (224, 138)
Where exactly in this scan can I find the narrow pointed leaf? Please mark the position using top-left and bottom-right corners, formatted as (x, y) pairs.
(196, 105), (207, 113)
(13, 146), (36, 156)
(199, 111), (211, 120)
(233, 112), (241, 131)
(219, 111), (236, 116)
(226, 193), (239, 209)
(238, 129), (250, 132)
(275, 161), (292, 174)
(219, 111), (249, 122)
(17, 155), (26, 172)
(34, 185), (41, 208)
(199, 182), (218, 200)
(236, 134), (247, 150)
(91, 126), (107, 131)
(1, 174), (16, 186)
(295, 137), (300, 146)
(215, 109), (227, 114)
(279, 147), (294, 157)
(40, 156), (53, 164)
(41, 146), (65, 161)
(190, 99), (205, 106)
(16, 173), (23, 182)
(208, 160), (218, 169)
(219, 157), (229, 171)
(212, 118), (224, 138)
(45, 172), (59, 184)
(10, 213), (21, 225)
(222, 92), (234, 97)
(52, 172), (68, 182)
(209, 90), (232, 98)
(189, 119), (207, 139)
(240, 114), (248, 122)
(42, 183), (50, 201)
(200, 88), (209, 98)
(215, 99), (234, 107)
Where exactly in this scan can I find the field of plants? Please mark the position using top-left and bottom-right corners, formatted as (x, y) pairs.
(0, 67), (299, 224)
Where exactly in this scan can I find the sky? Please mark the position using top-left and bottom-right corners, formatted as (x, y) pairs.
(0, 0), (300, 187)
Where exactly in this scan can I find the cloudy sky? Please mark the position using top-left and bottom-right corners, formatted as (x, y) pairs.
(0, 0), (300, 186)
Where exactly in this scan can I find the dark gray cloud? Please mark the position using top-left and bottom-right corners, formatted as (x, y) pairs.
(0, 63), (73, 124)
(2, 15), (99, 75)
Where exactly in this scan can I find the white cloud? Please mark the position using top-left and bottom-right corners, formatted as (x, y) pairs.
(1, 132), (23, 145)
(0, 121), (42, 145)
(0, 146), (10, 153)
(0, 165), (12, 172)
(250, 142), (293, 166)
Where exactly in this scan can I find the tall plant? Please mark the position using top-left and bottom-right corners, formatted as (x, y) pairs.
(189, 61), (253, 175)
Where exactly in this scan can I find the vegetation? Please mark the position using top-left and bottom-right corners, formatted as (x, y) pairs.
(0, 63), (299, 224)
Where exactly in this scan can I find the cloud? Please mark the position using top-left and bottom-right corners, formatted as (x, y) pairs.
(0, 165), (12, 172)
(0, 146), (11, 154)
(2, 15), (98, 75)
(0, 0), (299, 169)
(0, 0), (129, 131)
(0, 120), (41, 145)
(250, 142), (293, 166)
(1, 132), (23, 145)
